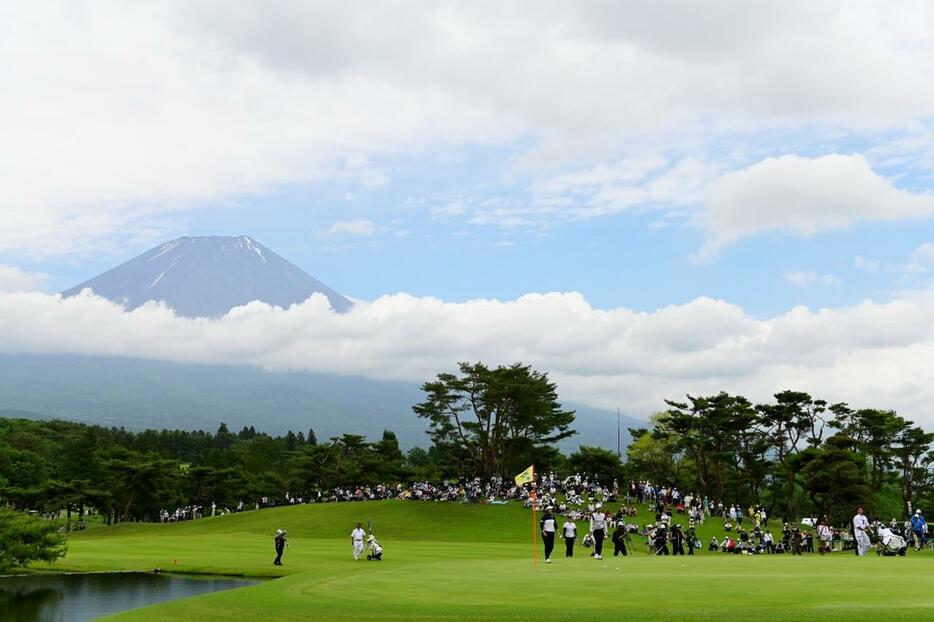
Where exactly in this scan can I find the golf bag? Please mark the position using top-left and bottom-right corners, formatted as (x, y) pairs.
(876, 534), (907, 557)
(365, 535), (383, 560)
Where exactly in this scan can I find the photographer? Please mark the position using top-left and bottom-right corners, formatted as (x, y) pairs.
(686, 525), (697, 555)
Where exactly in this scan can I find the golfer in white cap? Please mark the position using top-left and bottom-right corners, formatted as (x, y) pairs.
(589, 503), (607, 560)
(274, 529), (288, 566)
(351, 522), (367, 560)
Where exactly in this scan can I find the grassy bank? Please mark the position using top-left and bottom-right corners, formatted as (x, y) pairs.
(40, 501), (933, 621)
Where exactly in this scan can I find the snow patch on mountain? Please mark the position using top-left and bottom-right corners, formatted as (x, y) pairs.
(63, 235), (351, 317)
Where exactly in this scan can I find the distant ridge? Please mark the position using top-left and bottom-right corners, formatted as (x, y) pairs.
(62, 235), (352, 317)
(0, 354), (641, 451)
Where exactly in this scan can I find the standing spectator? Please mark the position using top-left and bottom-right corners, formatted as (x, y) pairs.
(817, 516), (832, 555)
(763, 531), (774, 554)
(910, 510), (927, 551)
(540, 507), (557, 563)
(562, 517), (577, 557)
(791, 525), (803, 555)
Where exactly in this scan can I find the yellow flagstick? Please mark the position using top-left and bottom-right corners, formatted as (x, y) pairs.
(514, 464), (538, 566)
(531, 466), (537, 566)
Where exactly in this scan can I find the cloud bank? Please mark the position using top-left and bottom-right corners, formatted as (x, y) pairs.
(2, 289), (933, 426)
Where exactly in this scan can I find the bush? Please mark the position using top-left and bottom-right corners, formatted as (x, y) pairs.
(0, 507), (67, 571)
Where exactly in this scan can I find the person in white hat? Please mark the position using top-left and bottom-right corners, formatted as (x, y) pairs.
(273, 529), (288, 566)
(910, 509), (927, 551)
(589, 503), (607, 559)
(351, 522), (367, 560)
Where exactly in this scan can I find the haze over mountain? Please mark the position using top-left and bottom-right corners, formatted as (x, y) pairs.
(0, 354), (639, 451)
(62, 235), (352, 317)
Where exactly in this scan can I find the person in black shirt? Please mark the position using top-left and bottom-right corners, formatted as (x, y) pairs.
(671, 524), (685, 555)
(686, 525), (697, 555)
(654, 523), (669, 555)
(274, 529), (287, 566)
(540, 507), (557, 563)
(612, 522), (628, 556)
(791, 524), (803, 555)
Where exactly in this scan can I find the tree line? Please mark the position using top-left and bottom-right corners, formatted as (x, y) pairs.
(0, 362), (932, 530)
(626, 391), (934, 525)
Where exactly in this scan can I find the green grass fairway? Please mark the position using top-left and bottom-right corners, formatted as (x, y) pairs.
(43, 502), (933, 621)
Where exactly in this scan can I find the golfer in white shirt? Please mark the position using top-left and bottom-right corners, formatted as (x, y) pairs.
(562, 519), (577, 557)
(351, 522), (367, 560)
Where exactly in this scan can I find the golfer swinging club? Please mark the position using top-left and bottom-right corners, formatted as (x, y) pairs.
(273, 529), (288, 566)
(351, 522), (367, 560)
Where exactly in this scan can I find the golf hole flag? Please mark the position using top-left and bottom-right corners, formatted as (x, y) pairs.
(514, 465), (535, 486)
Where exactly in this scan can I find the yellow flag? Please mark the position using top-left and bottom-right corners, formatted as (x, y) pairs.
(514, 465), (534, 486)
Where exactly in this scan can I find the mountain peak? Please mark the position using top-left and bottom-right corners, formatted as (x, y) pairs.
(63, 235), (352, 317)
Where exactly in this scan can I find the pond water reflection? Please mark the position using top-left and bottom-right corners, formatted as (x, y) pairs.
(0, 572), (258, 621)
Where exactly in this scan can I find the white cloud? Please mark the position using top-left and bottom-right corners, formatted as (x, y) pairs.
(901, 242), (934, 280)
(6, 3), (934, 255)
(530, 156), (719, 221)
(0, 266), (50, 292)
(698, 154), (934, 258)
(320, 220), (377, 238)
(913, 242), (934, 265)
(433, 201), (467, 218)
(2, 289), (934, 427)
(855, 256), (879, 272)
(785, 271), (841, 288)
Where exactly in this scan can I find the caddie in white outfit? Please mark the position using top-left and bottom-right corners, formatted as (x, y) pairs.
(351, 522), (367, 560)
(852, 507), (871, 556)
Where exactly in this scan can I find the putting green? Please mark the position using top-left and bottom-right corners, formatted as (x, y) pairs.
(43, 501), (933, 621)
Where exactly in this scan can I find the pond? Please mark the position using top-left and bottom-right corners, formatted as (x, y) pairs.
(0, 572), (259, 621)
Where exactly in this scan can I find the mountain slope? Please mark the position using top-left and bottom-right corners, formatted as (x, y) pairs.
(0, 354), (641, 451)
(62, 235), (351, 317)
